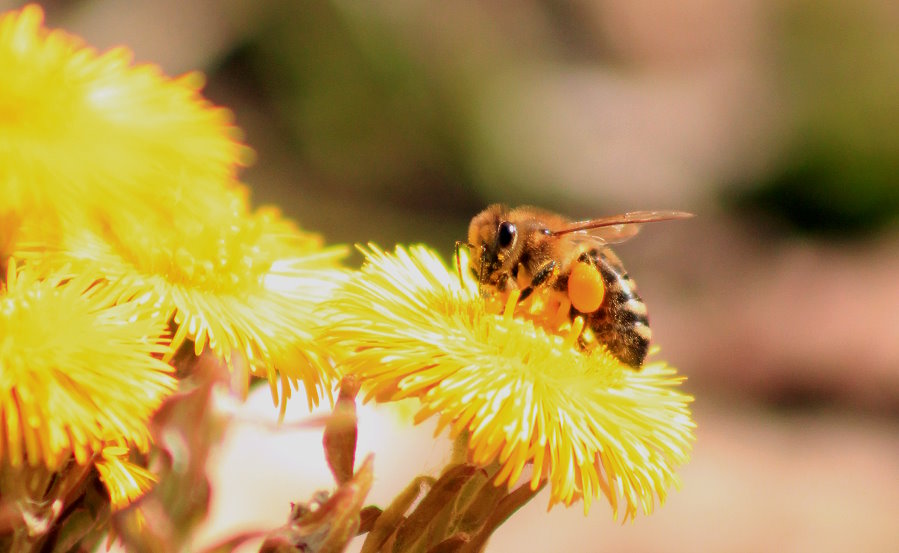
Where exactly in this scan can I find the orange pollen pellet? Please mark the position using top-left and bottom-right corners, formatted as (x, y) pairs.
(567, 261), (605, 313)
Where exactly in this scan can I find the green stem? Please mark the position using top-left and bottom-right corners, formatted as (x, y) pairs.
(459, 480), (547, 553)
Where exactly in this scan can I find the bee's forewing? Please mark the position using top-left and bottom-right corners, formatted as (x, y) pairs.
(550, 210), (693, 243)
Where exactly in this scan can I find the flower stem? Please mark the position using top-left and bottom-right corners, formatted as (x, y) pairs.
(451, 430), (470, 466)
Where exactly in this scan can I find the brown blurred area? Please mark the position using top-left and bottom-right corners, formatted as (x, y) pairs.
(21, 0), (899, 550)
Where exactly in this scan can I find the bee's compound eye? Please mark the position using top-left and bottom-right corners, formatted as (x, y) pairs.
(568, 261), (605, 313)
(497, 221), (516, 248)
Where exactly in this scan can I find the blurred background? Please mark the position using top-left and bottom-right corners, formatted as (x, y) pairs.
(12, 0), (899, 551)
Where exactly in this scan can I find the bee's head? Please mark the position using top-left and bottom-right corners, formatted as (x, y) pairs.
(467, 204), (520, 290)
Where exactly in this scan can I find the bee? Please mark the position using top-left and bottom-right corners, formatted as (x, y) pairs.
(462, 205), (692, 368)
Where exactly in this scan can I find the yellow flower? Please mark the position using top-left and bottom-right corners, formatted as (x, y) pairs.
(325, 245), (695, 520)
(0, 260), (175, 471)
(1, 4), (348, 412)
(0, 4), (251, 249)
(36, 206), (348, 412)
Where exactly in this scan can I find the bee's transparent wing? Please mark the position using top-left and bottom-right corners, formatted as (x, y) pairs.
(550, 210), (693, 244)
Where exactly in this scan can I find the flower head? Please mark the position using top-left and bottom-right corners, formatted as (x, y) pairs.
(0, 260), (175, 470)
(34, 205), (348, 411)
(325, 245), (695, 519)
(0, 4), (251, 236)
(1, 4), (348, 412)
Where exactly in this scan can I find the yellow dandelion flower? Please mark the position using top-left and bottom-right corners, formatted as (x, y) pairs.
(34, 206), (348, 411)
(0, 4), (251, 246)
(0, 260), (175, 470)
(325, 245), (695, 520)
(1, 5), (347, 412)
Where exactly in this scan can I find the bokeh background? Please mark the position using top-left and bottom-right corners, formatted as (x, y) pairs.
(10, 0), (899, 551)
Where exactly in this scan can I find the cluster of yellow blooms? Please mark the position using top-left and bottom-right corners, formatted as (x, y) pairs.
(0, 2), (694, 539)
(0, 4), (346, 513)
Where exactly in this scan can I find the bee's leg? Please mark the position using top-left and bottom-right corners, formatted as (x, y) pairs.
(518, 260), (557, 302)
(454, 241), (467, 285)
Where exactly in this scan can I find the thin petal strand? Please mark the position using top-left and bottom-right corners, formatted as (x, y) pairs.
(96, 447), (158, 510)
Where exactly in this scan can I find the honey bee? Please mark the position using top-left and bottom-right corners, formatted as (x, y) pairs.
(463, 205), (692, 368)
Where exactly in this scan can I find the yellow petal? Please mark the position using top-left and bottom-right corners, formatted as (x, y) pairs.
(95, 447), (158, 510)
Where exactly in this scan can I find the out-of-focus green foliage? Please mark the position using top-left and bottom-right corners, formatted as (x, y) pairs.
(739, 0), (899, 236)
(237, 2), (477, 214)
(215, 0), (898, 240)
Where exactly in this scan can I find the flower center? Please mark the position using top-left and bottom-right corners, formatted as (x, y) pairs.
(485, 287), (592, 352)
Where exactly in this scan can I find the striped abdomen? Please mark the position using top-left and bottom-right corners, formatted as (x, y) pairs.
(576, 248), (651, 367)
